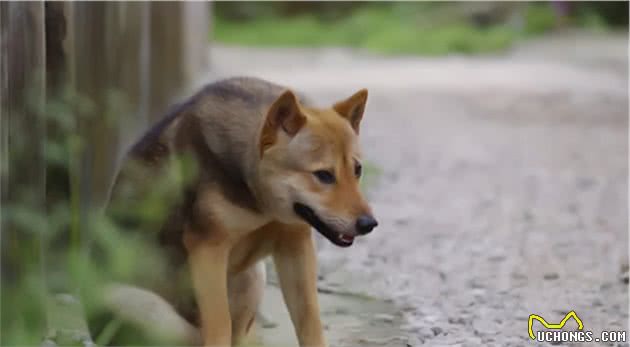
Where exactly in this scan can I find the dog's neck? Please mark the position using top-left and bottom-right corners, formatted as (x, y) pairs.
(170, 113), (262, 215)
(242, 136), (276, 217)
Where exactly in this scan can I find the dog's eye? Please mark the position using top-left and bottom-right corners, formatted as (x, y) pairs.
(354, 163), (362, 178)
(313, 170), (335, 184)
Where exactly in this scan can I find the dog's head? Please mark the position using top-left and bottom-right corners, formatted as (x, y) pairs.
(256, 89), (377, 247)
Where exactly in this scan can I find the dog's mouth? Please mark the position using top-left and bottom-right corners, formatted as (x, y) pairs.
(293, 203), (355, 247)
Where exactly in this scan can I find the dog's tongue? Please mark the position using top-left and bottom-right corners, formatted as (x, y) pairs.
(339, 234), (355, 243)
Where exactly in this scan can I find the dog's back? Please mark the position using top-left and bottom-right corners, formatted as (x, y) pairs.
(108, 76), (287, 223)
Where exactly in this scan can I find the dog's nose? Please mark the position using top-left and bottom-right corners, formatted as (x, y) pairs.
(356, 215), (378, 235)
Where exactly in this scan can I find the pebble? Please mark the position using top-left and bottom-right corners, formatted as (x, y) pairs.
(620, 271), (629, 284)
(372, 313), (395, 323)
(448, 317), (466, 325)
(431, 326), (443, 336)
(544, 272), (560, 280)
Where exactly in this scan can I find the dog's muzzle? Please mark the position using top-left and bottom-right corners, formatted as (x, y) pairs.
(293, 202), (375, 247)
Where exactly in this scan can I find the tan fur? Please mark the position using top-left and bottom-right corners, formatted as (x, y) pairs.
(105, 77), (374, 347)
(197, 188), (271, 233)
(333, 89), (368, 133)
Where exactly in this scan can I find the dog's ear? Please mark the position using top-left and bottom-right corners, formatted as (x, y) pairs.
(260, 90), (306, 155)
(333, 89), (368, 133)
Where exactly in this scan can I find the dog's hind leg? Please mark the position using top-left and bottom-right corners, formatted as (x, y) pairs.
(228, 261), (266, 345)
(103, 283), (201, 345)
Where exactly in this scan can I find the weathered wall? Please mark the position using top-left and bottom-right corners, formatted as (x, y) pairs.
(2, 1), (209, 210)
(0, 2), (48, 339)
(0, 2), (209, 343)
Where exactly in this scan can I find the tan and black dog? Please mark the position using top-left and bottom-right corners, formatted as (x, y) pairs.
(104, 77), (377, 347)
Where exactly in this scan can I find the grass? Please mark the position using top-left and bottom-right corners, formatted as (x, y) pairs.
(214, 5), (522, 56)
(213, 3), (617, 56)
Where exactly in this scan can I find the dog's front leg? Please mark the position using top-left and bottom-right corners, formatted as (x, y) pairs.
(185, 229), (232, 347)
(272, 223), (327, 347)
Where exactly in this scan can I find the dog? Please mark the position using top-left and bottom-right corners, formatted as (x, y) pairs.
(104, 76), (378, 346)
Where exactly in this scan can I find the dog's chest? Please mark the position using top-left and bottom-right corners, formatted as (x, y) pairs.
(228, 228), (277, 274)
(195, 188), (276, 273)
(197, 188), (271, 232)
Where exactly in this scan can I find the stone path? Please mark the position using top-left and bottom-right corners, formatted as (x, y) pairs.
(207, 31), (628, 347)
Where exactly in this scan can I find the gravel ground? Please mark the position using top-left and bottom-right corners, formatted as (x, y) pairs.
(207, 32), (628, 347)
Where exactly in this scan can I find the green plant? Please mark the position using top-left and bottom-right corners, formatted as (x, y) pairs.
(1, 85), (171, 346)
(524, 3), (557, 35)
(213, 5), (518, 56)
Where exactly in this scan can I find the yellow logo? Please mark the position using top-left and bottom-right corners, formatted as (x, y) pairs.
(528, 311), (584, 339)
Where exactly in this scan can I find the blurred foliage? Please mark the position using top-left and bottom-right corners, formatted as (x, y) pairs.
(360, 162), (381, 192)
(213, 2), (628, 55)
(524, 4), (557, 34)
(1, 85), (178, 345)
(575, 1), (628, 28)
